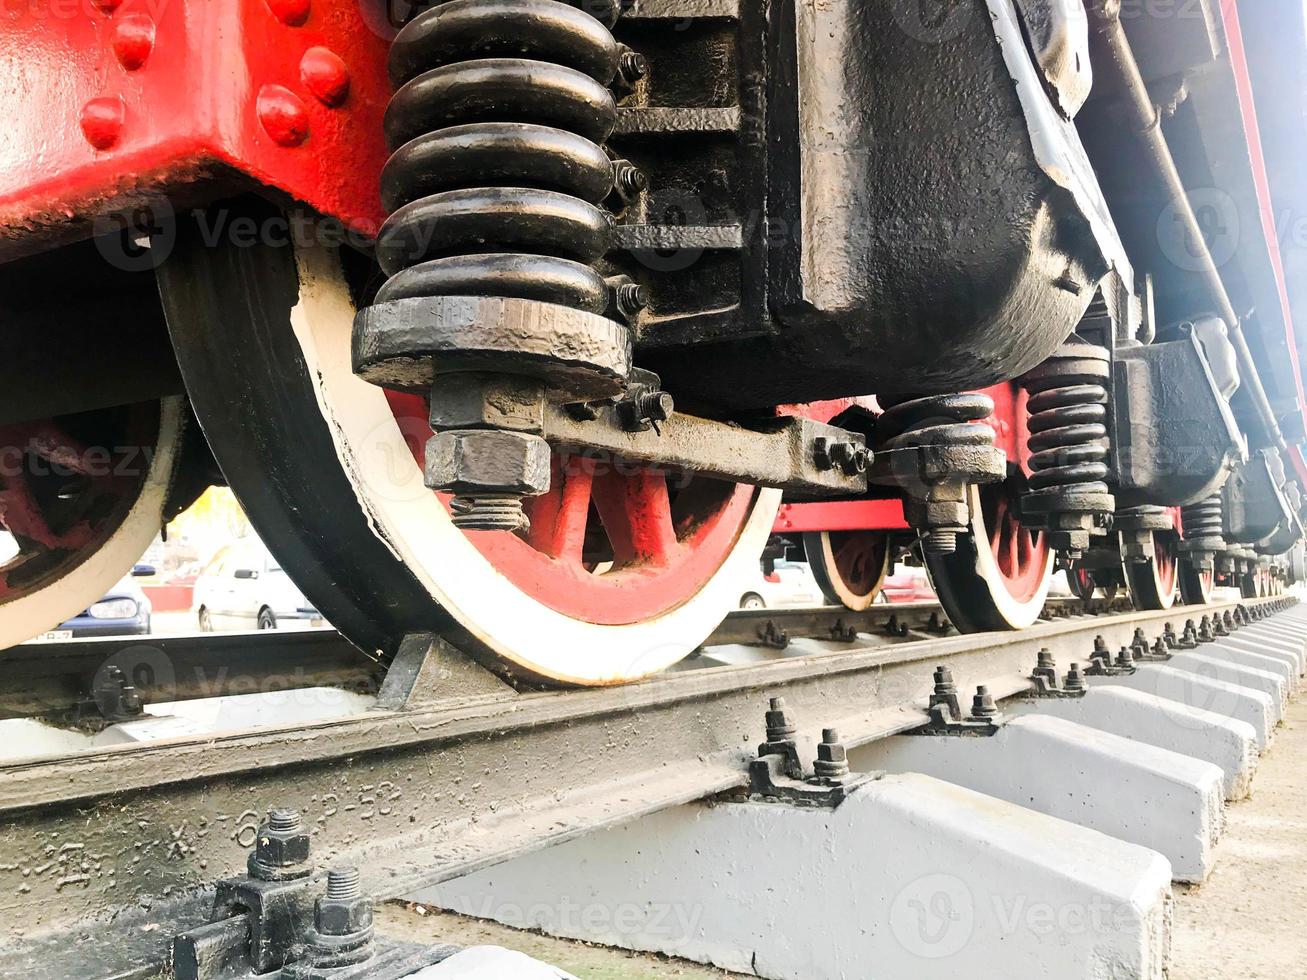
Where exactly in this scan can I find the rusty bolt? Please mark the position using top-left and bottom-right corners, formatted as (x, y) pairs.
(618, 47), (648, 85)
(1064, 663), (1085, 693)
(248, 808), (310, 881)
(811, 728), (851, 783)
(765, 697), (796, 743)
(968, 685), (997, 721)
(315, 868), (373, 938)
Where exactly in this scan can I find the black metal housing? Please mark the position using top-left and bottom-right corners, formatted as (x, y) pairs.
(1111, 328), (1244, 509)
(615, 0), (1116, 411)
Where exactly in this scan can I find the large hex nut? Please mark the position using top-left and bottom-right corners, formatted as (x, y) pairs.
(428, 374), (546, 434)
(316, 896), (374, 937)
(247, 820), (311, 880)
(425, 429), (551, 495)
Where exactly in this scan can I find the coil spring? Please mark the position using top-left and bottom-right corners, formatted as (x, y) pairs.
(1182, 494), (1224, 542)
(375, 0), (624, 313)
(876, 393), (996, 453)
(1023, 352), (1110, 496)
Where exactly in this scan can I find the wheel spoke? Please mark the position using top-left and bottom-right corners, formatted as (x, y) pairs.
(0, 475), (92, 551)
(592, 467), (679, 567)
(0, 421), (96, 476)
(525, 456), (594, 564)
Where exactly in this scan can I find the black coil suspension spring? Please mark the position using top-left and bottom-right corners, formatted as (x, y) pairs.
(1023, 354), (1110, 497)
(1181, 494), (1225, 543)
(876, 393), (996, 454)
(876, 393), (997, 555)
(376, 0), (625, 313)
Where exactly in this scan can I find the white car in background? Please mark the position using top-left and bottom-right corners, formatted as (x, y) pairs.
(193, 541), (324, 632)
(738, 560), (824, 609)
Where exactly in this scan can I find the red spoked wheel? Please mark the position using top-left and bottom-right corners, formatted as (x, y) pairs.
(1124, 531), (1179, 610)
(387, 393), (757, 625)
(157, 210), (780, 687)
(925, 480), (1054, 632)
(0, 399), (183, 647)
(1178, 560), (1215, 605)
(802, 531), (893, 610)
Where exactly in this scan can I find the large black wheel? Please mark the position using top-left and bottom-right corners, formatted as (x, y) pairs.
(156, 201), (780, 685)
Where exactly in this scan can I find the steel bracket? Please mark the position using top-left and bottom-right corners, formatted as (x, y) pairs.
(746, 753), (878, 809)
(910, 702), (1004, 736)
(1021, 677), (1087, 700)
(543, 404), (870, 495)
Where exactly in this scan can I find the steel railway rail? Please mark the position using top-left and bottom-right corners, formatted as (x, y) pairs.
(0, 598), (1135, 721)
(0, 594), (1293, 979)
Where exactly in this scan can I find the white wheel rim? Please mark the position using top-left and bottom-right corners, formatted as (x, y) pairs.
(813, 531), (889, 611)
(289, 242), (780, 685)
(0, 397), (182, 649)
(928, 484), (1055, 630)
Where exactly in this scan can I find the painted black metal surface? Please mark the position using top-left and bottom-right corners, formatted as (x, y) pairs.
(627, 0), (1110, 409)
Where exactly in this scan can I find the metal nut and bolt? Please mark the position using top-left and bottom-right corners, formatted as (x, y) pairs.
(813, 437), (870, 477)
(426, 429), (551, 532)
(811, 728), (851, 784)
(93, 665), (144, 721)
(248, 808), (311, 881)
(968, 685), (997, 721)
(617, 387), (673, 432)
(426, 373), (551, 533)
(316, 868), (373, 938)
(300, 867), (376, 970)
(1064, 663), (1085, 692)
(611, 161), (649, 203)
(765, 697), (797, 743)
(618, 47), (648, 85)
(930, 665), (962, 718)
(1033, 648), (1057, 686)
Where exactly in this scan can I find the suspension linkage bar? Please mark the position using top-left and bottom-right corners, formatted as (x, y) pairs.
(542, 403), (870, 494)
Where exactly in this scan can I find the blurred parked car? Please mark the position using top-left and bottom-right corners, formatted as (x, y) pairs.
(740, 560), (824, 609)
(880, 564), (936, 604)
(38, 565), (154, 639)
(193, 541), (324, 631)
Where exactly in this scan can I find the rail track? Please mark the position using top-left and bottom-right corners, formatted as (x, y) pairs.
(0, 597), (1135, 722)
(0, 593), (1294, 978)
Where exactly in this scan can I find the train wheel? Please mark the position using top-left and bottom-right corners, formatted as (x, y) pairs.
(157, 206), (779, 686)
(925, 481), (1054, 632)
(0, 398), (183, 648)
(1239, 569), (1260, 599)
(803, 531), (892, 610)
(1177, 560), (1215, 605)
(1068, 563), (1097, 601)
(1123, 532), (1179, 610)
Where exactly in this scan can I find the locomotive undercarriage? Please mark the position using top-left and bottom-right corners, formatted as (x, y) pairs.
(0, 0), (1303, 684)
